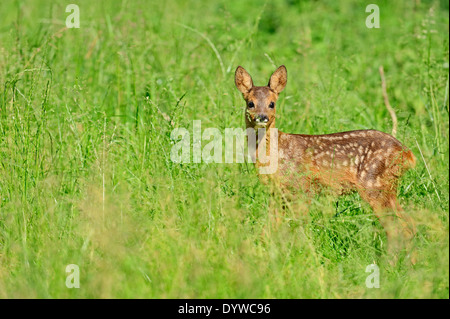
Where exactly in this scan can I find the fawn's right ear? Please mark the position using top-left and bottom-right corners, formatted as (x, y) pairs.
(235, 66), (253, 94)
(268, 65), (287, 94)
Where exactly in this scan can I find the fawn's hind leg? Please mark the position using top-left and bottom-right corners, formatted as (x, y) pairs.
(359, 187), (416, 257)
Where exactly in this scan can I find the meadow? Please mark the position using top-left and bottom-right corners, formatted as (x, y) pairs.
(0, 0), (448, 298)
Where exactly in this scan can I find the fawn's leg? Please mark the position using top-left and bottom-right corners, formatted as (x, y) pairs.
(360, 188), (415, 255)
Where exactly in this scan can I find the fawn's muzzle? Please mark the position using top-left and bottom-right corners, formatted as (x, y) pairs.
(255, 115), (269, 124)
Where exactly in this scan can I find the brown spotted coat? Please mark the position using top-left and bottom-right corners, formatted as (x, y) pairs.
(235, 65), (416, 251)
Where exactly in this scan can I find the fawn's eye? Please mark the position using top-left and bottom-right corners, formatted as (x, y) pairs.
(269, 102), (275, 109)
(248, 101), (255, 108)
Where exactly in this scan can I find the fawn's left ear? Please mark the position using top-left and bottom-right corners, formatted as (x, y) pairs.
(268, 65), (287, 94)
(235, 66), (253, 94)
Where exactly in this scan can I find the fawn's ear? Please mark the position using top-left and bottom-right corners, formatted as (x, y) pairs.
(235, 66), (253, 94)
(268, 65), (287, 94)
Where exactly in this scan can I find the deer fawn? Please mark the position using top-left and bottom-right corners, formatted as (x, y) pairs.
(235, 65), (416, 255)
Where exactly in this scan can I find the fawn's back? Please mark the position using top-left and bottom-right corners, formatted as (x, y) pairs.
(276, 129), (415, 209)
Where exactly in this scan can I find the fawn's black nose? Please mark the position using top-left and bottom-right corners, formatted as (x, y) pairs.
(255, 115), (269, 123)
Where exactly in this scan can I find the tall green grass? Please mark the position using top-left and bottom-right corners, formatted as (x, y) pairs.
(0, 0), (448, 298)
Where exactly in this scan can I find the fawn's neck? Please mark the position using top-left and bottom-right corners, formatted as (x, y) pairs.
(246, 117), (277, 162)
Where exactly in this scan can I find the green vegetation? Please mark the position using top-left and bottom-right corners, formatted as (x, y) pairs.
(0, 0), (448, 298)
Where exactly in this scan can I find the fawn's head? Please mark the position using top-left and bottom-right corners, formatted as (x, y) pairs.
(235, 65), (287, 129)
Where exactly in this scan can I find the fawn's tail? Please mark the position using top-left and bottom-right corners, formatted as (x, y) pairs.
(405, 149), (416, 169)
